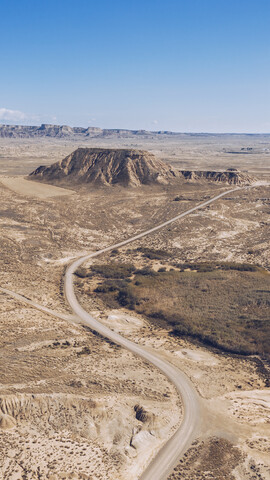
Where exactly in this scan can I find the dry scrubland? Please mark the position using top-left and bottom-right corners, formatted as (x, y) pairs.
(0, 136), (270, 479)
(78, 258), (270, 356)
(0, 297), (179, 480)
(0, 180), (184, 479)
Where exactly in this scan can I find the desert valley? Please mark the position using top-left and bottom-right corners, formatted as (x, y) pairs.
(0, 125), (269, 480)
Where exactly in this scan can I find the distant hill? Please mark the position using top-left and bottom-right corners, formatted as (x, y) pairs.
(179, 169), (255, 185)
(0, 124), (102, 138)
(29, 148), (177, 187)
(1, 123), (268, 140)
(0, 123), (182, 139)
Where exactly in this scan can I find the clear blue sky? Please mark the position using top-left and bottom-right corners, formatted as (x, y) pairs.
(0, 0), (269, 132)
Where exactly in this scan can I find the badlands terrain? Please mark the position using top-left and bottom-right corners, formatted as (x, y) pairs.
(0, 126), (269, 480)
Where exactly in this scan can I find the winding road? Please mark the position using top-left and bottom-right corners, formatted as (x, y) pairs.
(64, 186), (242, 479)
(1, 186), (250, 479)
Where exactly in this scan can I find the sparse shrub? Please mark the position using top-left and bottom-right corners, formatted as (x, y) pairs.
(136, 247), (170, 260)
(94, 284), (113, 293)
(117, 287), (137, 308)
(217, 262), (260, 272)
(77, 346), (91, 356)
(176, 261), (261, 273)
(94, 279), (129, 293)
(134, 267), (157, 276)
(69, 380), (84, 388)
(75, 267), (90, 278)
(91, 262), (135, 278)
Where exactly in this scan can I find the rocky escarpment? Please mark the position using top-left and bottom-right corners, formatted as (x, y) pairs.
(29, 148), (177, 187)
(0, 123), (179, 138)
(180, 168), (255, 185)
(0, 123), (104, 138)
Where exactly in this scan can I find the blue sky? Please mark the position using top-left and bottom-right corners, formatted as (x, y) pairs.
(0, 0), (269, 132)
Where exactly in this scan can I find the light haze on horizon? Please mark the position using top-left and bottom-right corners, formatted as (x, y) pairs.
(0, 0), (269, 133)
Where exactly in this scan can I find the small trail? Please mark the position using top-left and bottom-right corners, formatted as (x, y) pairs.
(0, 287), (77, 323)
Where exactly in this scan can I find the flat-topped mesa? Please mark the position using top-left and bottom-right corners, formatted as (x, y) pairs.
(179, 168), (255, 185)
(29, 148), (177, 187)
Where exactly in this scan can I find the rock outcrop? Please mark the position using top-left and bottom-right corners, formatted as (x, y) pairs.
(179, 169), (254, 185)
(29, 148), (177, 187)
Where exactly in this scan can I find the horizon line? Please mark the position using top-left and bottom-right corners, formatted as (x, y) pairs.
(0, 122), (270, 136)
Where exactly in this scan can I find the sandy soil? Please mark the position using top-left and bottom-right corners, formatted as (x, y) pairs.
(0, 136), (269, 479)
(0, 176), (75, 198)
(0, 295), (180, 480)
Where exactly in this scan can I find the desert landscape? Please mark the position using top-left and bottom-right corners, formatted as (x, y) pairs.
(0, 127), (269, 479)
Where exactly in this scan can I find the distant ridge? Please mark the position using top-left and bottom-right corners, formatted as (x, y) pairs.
(29, 147), (177, 187)
(0, 123), (181, 139)
(179, 169), (255, 185)
(0, 123), (268, 139)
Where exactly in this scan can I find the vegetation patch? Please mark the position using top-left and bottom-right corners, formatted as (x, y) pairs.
(177, 261), (262, 273)
(91, 261), (270, 356)
(168, 438), (243, 480)
(136, 247), (171, 260)
(76, 262), (135, 279)
(91, 262), (135, 278)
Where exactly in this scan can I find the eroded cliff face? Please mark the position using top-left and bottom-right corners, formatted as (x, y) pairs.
(0, 393), (175, 480)
(29, 147), (255, 188)
(179, 169), (255, 185)
(29, 148), (177, 187)
(0, 124), (103, 138)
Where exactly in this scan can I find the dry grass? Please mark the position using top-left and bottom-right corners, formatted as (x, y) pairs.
(91, 262), (270, 356)
(168, 437), (243, 480)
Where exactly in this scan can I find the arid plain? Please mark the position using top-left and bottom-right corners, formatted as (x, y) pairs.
(0, 133), (269, 480)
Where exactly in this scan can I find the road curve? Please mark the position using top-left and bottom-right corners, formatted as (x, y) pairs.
(64, 187), (242, 480)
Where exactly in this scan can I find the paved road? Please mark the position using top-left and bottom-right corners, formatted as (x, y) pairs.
(64, 186), (243, 480)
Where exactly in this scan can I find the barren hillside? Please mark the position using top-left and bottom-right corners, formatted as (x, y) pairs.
(179, 168), (255, 185)
(29, 147), (177, 187)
